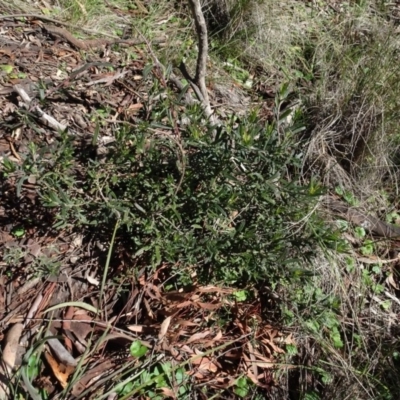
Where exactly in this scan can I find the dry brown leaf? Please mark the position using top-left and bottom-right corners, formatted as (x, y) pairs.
(175, 319), (198, 328)
(245, 367), (260, 386)
(203, 329), (222, 348)
(1, 323), (23, 378)
(249, 360), (276, 369)
(160, 387), (176, 398)
(44, 351), (75, 389)
(127, 324), (144, 333)
(127, 102), (144, 110)
(190, 294), (201, 302)
(85, 269), (100, 286)
(196, 302), (221, 310)
(146, 283), (162, 301)
(169, 346), (180, 358)
(234, 319), (247, 334)
(71, 360), (116, 396)
(186, 330), (211, 345)
(62, 307), (74, 353)
(175, 300), (194, 309)
(180, 345), (194, 354)
(193, 370), (206, 379)
(197, 285), (235, 294)
(190, 352), (218, 373)
(246, 342), (258, 378)
(249, 348), (273, 364)
(159, 316), (172, 341)
(260, 338), (285, 354)
(281, 333), (296, 346)
(386, 273), (399, 290)
(85, 70), (129, 87)
(138, 275), (146, 286)
(27, 240), (42, 257)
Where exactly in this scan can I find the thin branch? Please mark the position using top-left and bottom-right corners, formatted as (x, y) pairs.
(187, 0), (213, 118)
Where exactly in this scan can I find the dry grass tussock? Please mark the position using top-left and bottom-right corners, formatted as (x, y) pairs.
(277, 238), (400, 399)
(203, 2), (400, 396)
(210, 0), (400, 197)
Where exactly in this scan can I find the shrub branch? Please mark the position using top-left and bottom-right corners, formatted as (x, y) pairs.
(187, 0), (212, 118)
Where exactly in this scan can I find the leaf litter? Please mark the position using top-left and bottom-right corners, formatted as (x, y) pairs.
(0, 9), (289, 399)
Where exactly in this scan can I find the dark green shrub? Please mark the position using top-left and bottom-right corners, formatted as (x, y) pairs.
(27, 93), (321, 287)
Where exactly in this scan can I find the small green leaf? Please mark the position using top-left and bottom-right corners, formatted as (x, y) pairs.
(234, 387), (248, 398)
(175, 368), (185, 384)
(26, 353), (40, 380)
(233, 290), (248, 302)
(381, 300), (391, 310)
(236, 377), (248, 388)
(234, 377), (249, 398)
(130, 340), (148, 358)
(335, 186), (344, 196)
(372, 265), (381, 274)
(330, 330), (343, 348)
(360, 240), (374, 256)
(286, 344), (298, 356)
(0, 64), (14, 74)
(354, 226), (366, 239)
(345, 257), (355, 273)
(11, 226), (25, 238)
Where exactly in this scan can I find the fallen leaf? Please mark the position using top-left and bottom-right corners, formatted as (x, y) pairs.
(85, 70), (128, 86)
(71, 360), (116, 396)
(180, 345), (194, 354)
(196, 302), (221, 310)
(85, 269), (99, 286)
(197, 286), (235, 294)
(260, 338), (284, 354)
(203, 329), (223, 347)
(44, 351), (75, 389)
(160, 387), (176, 398)
(175, 300), (194, 309)
(127, 325), (144, 333)
(186, 330), (211, 345)
(1, 323), (23, 374)
(190, 353), (218, 373)
(386, 273), (399, 290)
(246, 342), (258, 378)
(159, 316), (172, 341)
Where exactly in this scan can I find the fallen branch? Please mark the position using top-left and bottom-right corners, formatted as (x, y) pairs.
(14, 84), (71, 133)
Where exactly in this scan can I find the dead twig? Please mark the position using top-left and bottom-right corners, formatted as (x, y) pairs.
(14, 84), (72, 134)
